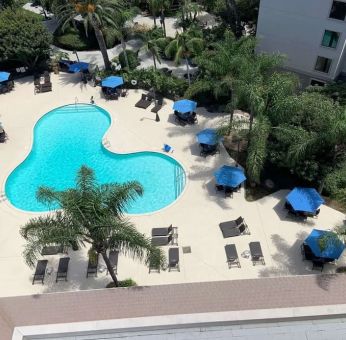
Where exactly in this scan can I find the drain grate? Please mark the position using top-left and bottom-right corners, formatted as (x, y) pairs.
(182, 246), (191, 254)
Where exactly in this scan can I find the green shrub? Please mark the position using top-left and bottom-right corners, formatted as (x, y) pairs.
(119, 50), (140, 70)
(121, 68), (188, 98)
(155, 37), (174, 60)
(106, 278), (137, 288)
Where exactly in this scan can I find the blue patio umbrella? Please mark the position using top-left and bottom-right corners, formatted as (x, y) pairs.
(0, 71), (10, 83)
(101, 76), (124, 88)
(68, 62), (90, 73)
(214, 165), (246, 188)
(196, 128), (222, 146)
(286, 187), (324, 214)
(305, 229), (345, 260)
(173, 99), (197, 114)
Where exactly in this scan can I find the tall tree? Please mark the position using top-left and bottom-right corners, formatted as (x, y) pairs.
(140, 32), (162, 70)
(57, 0), (122, 70)
(20, 166), (165, 286)
(165, 29), (204, 84)
(0, 9), (52, 70)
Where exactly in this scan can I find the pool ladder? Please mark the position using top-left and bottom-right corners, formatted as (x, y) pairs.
(174, 166), (185, 199)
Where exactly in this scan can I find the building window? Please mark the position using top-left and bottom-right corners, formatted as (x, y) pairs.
(315, 57), (332, 73)
(329, 1), (346, 20)
(322, 30), (340, 48)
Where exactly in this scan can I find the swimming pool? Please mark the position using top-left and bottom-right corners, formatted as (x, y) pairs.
(5, 104), (186, 213)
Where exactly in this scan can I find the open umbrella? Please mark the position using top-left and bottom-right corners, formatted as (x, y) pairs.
(68, 62), (90, 73)
(305, 229), (345, 260)
(101, 76), (124, 88)
(286, 187), (324, 214)
(197, 128), (222, 146)
(0, 71), (10, 83)
(214, 165), (246, 188)
(173, 99), (197, 114)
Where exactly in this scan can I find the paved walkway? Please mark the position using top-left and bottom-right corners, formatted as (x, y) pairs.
(3, 274), (346, 339)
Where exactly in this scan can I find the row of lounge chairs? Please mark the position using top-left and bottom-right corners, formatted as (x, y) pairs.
(149, 247), (180, 273)
(135, 93), (164, 113)
(151, 225), (178, 246)
(219, 216), (250, 238)
(225, 241), (265, 268)
(32, 249), (119, 284)
(32, 257), (70, 284)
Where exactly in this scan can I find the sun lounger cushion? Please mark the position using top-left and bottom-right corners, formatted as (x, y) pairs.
(32, 260), (48, 284)
(168, 247), (180, 271)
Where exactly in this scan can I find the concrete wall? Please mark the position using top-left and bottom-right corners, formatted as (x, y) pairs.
(256, 0), (346, 83)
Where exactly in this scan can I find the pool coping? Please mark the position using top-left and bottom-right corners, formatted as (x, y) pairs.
(2, 102), (189, 217)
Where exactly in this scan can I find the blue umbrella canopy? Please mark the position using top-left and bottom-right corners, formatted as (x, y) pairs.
(305, 229), (345, 260)
(101, 76), (124, 88)
(68, 62), (90, 73)
(214, 165), (246, 188)
(196, 128), (222, 146)
(286, 187), (324, 213)
(173, 99), (197, 114)
(0, 71), (10, 83)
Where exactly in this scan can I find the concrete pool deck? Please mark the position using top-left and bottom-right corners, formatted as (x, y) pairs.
(0, 73), (345, 298)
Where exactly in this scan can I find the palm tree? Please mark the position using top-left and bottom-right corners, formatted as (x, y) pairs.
(140, 32), (162, 69)
(165, 29), (204, 85)
(57, 0), (122, 70)
(20, 166), (165, 286)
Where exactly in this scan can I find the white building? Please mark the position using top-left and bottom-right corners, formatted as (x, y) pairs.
(256, 0), (346, 86)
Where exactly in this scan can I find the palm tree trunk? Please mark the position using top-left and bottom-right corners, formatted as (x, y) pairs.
(92, 23), (111, 70)
(153, 54), (157, 69)
(160, 10), (166, 37)
(101, 252), (119, 287)
(121, 38), (130, 70)
(185, 58), (191, 85)
(153, 15), (157, 27)
(225, 0), (242, 38)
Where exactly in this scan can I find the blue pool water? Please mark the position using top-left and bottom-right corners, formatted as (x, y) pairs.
(5, 104), (186, 213)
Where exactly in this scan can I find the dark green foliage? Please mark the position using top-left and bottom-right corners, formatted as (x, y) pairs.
(0, 8), (51, 69)
(106, 278), (137, 288)
(307, 81), (346, 106)
(121, 68), (188, 98)
(54, 26), (97, 50)
(119, 50), (140, 70)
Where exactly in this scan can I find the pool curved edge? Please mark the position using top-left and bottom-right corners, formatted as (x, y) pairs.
(2, 102), (189, 217)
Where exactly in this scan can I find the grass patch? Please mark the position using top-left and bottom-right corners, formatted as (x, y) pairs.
(106, 278), (137, 288)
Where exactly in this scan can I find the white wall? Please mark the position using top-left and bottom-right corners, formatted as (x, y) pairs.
(256, 0), (346, 82)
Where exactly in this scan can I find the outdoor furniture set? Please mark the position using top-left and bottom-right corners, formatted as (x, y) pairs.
(225, 241), (265, 268)
(32, 247), (119, 284)
(149, 225), (180, 272)
(219, 216), (250, 238)
(34, 71), (52, 94)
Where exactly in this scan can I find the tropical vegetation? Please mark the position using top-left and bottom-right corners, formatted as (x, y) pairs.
(20, 166), (165, 286)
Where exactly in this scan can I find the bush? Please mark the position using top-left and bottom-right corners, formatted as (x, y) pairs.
(121, 68), (188, 98)
(119, 50), (140, 70)
(54, 26), (97, 51)
(106, 278), (137, 288)
(0, 9), (51, 70)
(155, 37), (174, 60)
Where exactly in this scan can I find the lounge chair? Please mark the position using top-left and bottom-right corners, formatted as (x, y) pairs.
(151, 97), (164, 113)
(220, 222), (249, 238)
(56, 257), (70, 282)
(135, 94), (152, 109)
(151, 234), (177, 246)
(86, 253), (99, 278)
(151, 224), (176, 237)
(249, 242), (265, 265)
(168, 247), (180, 271)
(220, 216), (245, 229)
(225, 244), (240, 268)
(106, 249), (119, 275)
(32, 260), (48, 285)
